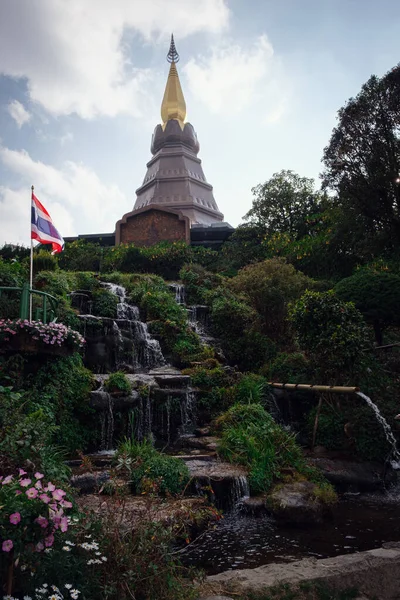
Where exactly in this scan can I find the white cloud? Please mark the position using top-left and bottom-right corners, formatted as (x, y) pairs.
(0, 0), (230, 119)
(184, 35), (284, 116)
(0, 147), (127, 245)
(7, 100), (31, 128)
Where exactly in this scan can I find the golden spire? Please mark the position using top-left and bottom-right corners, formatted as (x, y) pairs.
(161, 34), (186, 130)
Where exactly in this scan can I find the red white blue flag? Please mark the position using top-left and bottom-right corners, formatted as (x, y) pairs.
(31, 191), (64, 254)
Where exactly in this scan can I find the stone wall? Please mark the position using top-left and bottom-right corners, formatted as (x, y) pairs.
(115, 206), (190, 246)
(202, 543), (400, 600)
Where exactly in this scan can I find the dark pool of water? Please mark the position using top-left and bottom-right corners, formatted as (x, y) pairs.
(181, 492), (400, 575)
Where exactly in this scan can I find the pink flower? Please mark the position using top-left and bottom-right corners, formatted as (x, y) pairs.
(61, 500), (73, 509)
(34, 472), (44, 480)
(15, 490), (22, 496)
(18, 469), (27, 476)
(39, 493), (51, 504)
(2, 475), (13, 485)
(35, 516), (48, 529)
(20, 478), (32, 487)
(2, 540), (13, 552)
(52, 489), (66, 501)
(9, 513), (21, 525)
(26, 487), (38, 499)
(35, 480), (42, 490)
(36, 541), (44, 552)
(45, 534), (54, 548)
(60, 516), (68, 532)
(45, 482), (55, 492)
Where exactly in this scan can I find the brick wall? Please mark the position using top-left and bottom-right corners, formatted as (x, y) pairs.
(118, 208), (189, 246)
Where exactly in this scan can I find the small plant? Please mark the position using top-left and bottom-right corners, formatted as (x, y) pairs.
(105, 371), (131, 395)
(116, 439), (190, 496)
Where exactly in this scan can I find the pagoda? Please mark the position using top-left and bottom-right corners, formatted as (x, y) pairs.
(116, 35), (226, 246)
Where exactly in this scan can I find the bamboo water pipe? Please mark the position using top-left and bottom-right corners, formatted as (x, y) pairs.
(268, 383), (360, 394)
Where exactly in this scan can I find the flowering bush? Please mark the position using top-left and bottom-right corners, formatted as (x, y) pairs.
(0, 320), (85, 351)
(0, 470), (73, 561)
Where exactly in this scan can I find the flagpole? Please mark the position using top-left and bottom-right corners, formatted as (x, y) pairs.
(29, 185), (34, 322)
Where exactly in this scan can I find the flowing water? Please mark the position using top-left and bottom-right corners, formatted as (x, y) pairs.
(356, 391), (400, 469)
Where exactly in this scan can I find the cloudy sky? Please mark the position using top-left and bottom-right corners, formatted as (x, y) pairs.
(0, 0), (399, 246)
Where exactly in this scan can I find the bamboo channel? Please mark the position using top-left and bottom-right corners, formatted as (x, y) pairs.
(268, 383), (360, 394)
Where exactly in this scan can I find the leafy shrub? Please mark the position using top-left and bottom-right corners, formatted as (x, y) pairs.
(266, 352), (311, 383)
(91, 289), (118, 318)
(0, 256), (26, 287)
(116, 440), (190, 496)
(105, 371), (131, 395)
(58, 239), (104, 271)
(216, 403), (312, 493)
(335, 270), (400, 344)
(179, 263), (223, 304)
(290, 290), (372, 383)
(107, 241), (193, 279)
(20, 354), (95, 454)
(33, 249), (58, 274)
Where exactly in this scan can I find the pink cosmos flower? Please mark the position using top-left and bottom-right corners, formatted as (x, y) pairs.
(2, 475), (13, 485)
(45, 534), (54, 547)
(60, 517), (68, 532)
(34, 472), (44, 480)
(9, 513), (21, 525)
(26, 487), (38, 499)
(35, 516), (49, 529)
(2, 540), (13, 552)
(18, 469), (27, 476)
(20, 478), (32, 487)
(52, 489), (66, 501)
(40, 493), (51, 504)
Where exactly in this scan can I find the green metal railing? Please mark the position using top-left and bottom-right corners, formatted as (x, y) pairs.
(0, 283), (59, 323)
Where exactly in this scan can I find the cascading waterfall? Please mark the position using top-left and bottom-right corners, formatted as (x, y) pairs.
(102, 282), (166, 371)
(170, 283), (186, 305)
(356, 391), (400, 468)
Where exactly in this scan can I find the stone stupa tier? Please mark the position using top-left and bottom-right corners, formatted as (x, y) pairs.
(133, 35), (224, 225)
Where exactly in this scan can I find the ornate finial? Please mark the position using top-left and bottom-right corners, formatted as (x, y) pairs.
(166, 34), (179, 63)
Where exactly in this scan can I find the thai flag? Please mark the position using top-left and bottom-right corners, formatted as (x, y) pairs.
(31, 191), (64, 254)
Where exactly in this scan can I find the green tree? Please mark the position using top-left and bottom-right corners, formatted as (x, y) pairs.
(245, 170), (323, 238)
(230, 258), (314, 343)
(322, 64), (400, 253)
(335, 270), (400, 345)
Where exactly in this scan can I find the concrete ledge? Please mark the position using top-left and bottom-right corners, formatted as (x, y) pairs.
(204, 544), (400, 600)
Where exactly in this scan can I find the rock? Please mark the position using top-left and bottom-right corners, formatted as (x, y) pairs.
(268, 481), (332, 526)
(70, 472), (110, 494)
(313, 445), (328, 455)
(175, 435), (219, 452)
(195, 427), (211, 437)
(240, 496), (268, 515)
(199, 597), (235, 600)
(185, 458), (249, 510)
(206, 546), (400, 600)
(308, 457), (396, 491)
